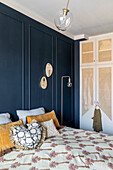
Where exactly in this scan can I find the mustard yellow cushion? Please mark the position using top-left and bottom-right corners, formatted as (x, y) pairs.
(27, 110), (60, 127)
(0, 119), (24, 152)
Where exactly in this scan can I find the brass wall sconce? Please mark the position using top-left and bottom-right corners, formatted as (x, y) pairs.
(40, 76), (47, 89)
(61, 76), (72, 125)
(40, 63), (53, 89)
(45, 63), (53, 77)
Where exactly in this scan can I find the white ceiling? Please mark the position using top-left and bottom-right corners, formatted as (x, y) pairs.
(2, 0), (113, 38)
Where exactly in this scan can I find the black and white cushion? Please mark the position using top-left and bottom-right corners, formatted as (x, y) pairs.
(9, 120), (46, 150)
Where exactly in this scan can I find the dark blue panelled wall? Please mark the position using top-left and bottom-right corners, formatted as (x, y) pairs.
(74, 40), (80, 128)
(0, 3), (78, 127)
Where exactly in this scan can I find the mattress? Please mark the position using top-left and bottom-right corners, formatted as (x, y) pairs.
(0, 127), (113, 170)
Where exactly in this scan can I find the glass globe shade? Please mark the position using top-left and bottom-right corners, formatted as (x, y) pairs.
(67, 82), (72, 87)
(54, 9), (72, 31)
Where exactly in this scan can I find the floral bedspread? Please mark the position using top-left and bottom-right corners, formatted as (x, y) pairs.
(0, 127), (113, 170)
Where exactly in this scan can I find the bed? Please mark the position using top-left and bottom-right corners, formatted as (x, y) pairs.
(0, 127), (113, 170)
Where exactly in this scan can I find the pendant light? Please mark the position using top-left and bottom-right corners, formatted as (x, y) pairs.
(54, 0), (72, 31)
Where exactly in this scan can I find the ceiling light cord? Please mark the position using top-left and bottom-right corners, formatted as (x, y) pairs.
(66, 0), (70, 10)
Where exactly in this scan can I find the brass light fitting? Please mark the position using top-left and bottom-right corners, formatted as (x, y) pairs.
(54, 0), (72, 31)
(61, 76), (72, 125)
(63, 0), (70, 15)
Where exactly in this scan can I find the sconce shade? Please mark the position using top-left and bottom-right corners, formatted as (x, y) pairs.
(45, 63), (53, 77)
(40, 76), (47, 89)
(67, 77), (72, 87)
(67, 82), (72, 87)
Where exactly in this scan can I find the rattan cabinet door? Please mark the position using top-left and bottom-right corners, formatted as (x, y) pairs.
(81, 42), (94, 64)
(98, 39), (112, 62)
(82, 68), (94, 115)
(98, 66), (112, 120)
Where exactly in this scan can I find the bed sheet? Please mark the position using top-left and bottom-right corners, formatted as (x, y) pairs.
(0, 127), (113, 170)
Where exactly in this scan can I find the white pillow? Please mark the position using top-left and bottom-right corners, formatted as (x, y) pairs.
(41, 119), (60, 138)
(16, 107), (45, 125)
(0, 113), (12, 125)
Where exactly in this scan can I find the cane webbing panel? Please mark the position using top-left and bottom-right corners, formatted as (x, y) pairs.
(99, 67), (112, 120)
(98, 39), (112, 62)
(82, 42), (93, 64)
(82, 68), (93, 115)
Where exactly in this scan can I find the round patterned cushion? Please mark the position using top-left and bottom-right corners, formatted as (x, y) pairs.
(9, 120), (46, 150)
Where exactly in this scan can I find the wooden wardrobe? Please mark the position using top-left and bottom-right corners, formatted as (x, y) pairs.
(80, 33), (113, 135)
